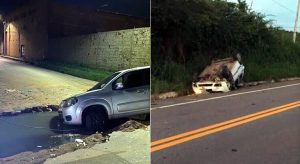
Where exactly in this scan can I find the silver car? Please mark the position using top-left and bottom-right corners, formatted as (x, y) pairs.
(58, 66), (150, 131)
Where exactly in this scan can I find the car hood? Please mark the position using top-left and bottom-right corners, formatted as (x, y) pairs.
(63, 88), (104, 101)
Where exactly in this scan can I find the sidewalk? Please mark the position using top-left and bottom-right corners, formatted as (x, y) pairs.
(45, 128), (150, 164)
(0, 57), (97, 113)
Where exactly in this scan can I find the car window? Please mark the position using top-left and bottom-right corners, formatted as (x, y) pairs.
(113, 68), (150, 90)
(88, 72), (120, 91)
(140, 68), (150, 86)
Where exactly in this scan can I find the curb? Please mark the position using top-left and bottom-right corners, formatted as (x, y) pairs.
(0, 55), (26, 62)
(0, 105), (60, 117)
(152, 77), (300, 100)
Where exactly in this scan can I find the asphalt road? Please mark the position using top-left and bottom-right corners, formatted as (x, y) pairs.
(151, 80), (300, 164)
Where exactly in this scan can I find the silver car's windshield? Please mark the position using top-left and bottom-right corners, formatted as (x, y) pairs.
(88, 72), (121, 91)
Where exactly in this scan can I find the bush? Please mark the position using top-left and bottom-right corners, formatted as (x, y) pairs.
(151, 0), (300, 95)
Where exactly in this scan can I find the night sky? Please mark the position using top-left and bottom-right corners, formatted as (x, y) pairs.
(0, 0), (150, 18)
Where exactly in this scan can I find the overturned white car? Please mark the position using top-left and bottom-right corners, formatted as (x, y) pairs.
(192, 57), (245, 94)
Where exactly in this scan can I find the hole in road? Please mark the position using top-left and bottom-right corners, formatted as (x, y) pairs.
(0, 110), (149, 158)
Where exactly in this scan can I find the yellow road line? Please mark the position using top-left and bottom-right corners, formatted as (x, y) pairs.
(151, 100), (300, 153)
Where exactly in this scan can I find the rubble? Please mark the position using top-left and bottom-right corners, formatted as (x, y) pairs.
(158, 92), (179, 99)
(0, 119), (149, 163)
(116, 120), (148, 132)
(0, 105), (59, 116)
(50, 154), (56, 158)
(75, 139), (84, 143)
(5, 89), (18, 93)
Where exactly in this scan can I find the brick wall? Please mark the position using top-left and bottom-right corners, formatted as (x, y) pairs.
(48, 27), (150, 71)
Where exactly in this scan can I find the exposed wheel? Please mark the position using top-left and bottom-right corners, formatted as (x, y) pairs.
(235, 75), (244, 88)
(84, 111), (106, 132)
(235, 79), (239, 88)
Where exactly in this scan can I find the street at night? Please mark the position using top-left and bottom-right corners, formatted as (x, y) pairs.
(0, 0), (150, 163)
(0, 57), (150, 163)
(1, 0), (300, 163)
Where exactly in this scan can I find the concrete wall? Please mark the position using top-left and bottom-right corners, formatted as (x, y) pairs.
(3, 0), (48, 61)
(48, 1), (149, 38)
(48, 27), (150, 71)
(0, 42), (3, 54)
(0, 25), (3, 54)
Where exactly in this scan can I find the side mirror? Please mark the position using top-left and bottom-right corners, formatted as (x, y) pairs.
(114, 82), (124, 90)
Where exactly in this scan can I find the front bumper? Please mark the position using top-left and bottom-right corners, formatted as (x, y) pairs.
(59, 105), (82, 125)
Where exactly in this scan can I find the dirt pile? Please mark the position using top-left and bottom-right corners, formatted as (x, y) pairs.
(51, 133), (108, 153)
(84, 133), (109, 145)
(0, 105), (60, 116)
(116, 120), (148, 132)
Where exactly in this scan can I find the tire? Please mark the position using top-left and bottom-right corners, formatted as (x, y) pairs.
(84, 111), (106, 132)
(235, 79), (239, 88)
(235, 75), (244, 88)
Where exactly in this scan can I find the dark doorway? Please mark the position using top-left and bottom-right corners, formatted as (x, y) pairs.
(4, 31), (7, 55)
(20, 45), (25, 57)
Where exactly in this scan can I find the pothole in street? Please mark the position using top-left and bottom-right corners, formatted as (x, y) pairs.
(0, 105), (149, 161)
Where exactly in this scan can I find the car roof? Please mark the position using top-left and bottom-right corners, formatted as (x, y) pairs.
(117, 66), (150, 73)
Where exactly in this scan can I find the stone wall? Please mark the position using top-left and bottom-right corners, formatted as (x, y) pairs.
(48, 27), (150, 71)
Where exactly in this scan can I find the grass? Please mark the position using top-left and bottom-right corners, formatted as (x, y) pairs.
(37, 60), (113, 82)
(151, 59), (194, 94)
(151, 76), (191, 95)
(244, 61), (300, 82)
(152, 31), (300, 95)
(152, 52), (300, 95)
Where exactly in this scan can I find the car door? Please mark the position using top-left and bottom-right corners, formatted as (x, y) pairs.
(111, 68), (150, 115)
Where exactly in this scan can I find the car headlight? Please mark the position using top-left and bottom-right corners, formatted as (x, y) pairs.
(60, 97), (78, 108)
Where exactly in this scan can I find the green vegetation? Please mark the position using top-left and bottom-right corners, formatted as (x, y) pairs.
(37, 60), (113, 82)
(152, 0), (300, 94)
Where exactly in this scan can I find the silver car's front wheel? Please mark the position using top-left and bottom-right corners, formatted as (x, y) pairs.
(85, 111), (106, 132)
